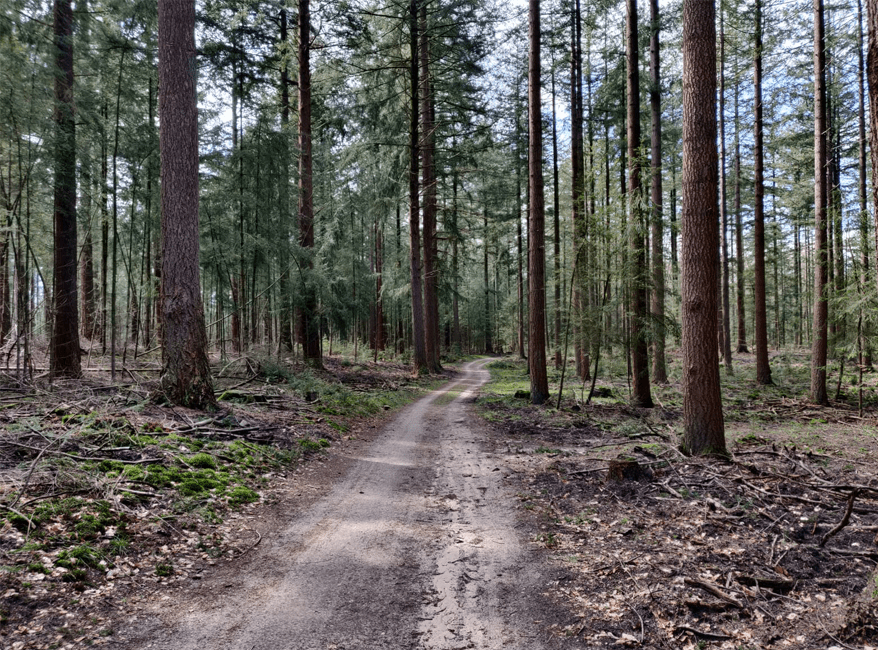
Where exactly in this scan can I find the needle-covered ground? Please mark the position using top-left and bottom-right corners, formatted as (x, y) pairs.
(477, 353), (878, 649)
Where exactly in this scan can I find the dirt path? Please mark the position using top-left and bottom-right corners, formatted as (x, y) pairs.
(124, 359), (577, 650)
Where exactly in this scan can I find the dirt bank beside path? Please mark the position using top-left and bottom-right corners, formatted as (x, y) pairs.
(120, 359), (580, 650)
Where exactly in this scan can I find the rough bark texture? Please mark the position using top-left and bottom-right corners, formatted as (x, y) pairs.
(868, 0), (878, 296)
(528, 0), (549, 405)
(297, 0), (322, 368)
(649, 0), (667, 384)
(278, 7), (293, 353)
(811, 0), (829, 405)
(858, 0), (873, 368)
(680, 0), (726, 456)
(157, 0), (214, 408)
(570, 0), (585, 380)
(627, 0), (653, 408)
(51, 0), (81, 378)
(718, 10), (733, 374)
(420, 4), (440, 372)
(733, 87), (748, 354)
(516, 83), (526, 360)
(753, 0), (772, 385)
(551, 63), (561, 369)
(408, 0), (428, 374)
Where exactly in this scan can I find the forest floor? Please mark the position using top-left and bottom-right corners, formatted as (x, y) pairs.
(477, 351), (878, 649)
(0, 346), (876, 649)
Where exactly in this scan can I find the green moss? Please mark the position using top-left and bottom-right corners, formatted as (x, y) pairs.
(299, 438), (330, 452)
(187, 453), (217, 469)
(227, 485), (259, 507)
(122, 465), (145, 481)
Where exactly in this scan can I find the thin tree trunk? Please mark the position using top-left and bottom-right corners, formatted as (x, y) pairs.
(649, 0), (667, 383)
(50, 0), (80, 378)
(528, 0), (549, 404)
(869, 0), (878, 299)
(753, 0), (772, 385)
(298, 0), (321, 367)
(718, 8), (733, 374)
(408, 0), (427, 374)
(858, 0), (873, 369)
(551, 54), (561, 368)
(734, 81), (748, 354)
(110, 48), (125, 379)
(420, 4), (440, 372)
(627, 0), (653, 408)
(811, 0), (829, 405)
(516, 82), (526, 359)
(278, 7), (293, 353)
(571, 0), (586, 381)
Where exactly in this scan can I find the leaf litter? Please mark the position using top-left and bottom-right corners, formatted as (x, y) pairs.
(478, 367), (878, 650)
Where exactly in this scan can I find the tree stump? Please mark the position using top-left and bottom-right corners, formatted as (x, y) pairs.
(607, 459), (647, 482)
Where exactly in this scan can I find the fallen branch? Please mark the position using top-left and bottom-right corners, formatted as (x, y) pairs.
(2, 440), (162, 465)
(683, 577), (744, 608)
(819, 488), (860, 548)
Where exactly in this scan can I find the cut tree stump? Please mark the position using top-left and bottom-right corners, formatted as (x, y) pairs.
(607, 459), (648, 482)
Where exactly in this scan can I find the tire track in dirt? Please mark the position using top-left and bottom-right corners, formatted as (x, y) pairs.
(126, 359), (578, 650)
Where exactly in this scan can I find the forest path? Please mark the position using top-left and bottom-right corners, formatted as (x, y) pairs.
(126, 359), (577, 650)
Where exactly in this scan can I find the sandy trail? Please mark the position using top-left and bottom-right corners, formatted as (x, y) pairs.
(131, 359), (573, 650)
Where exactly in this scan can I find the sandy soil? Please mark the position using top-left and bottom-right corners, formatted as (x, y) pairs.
(118, 359), (581, 650)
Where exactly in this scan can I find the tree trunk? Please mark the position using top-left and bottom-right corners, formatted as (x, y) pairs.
(627, 0), (653, 408)
(734, 83), (748, 354)
(408, 0), (428, 374)
(419, 4), (440, 372)
(528, 0), (549, 404)
(811, 0), (829, 405)
(278, 7), (293, 352)
(157, 0), (214, 408)
(680, 0), (726, 456)
(551, 55), (561, 369)
(298, 0), (321, 367)
(718, 9), (733, 374)
(516, 79), (526, 360)
(869, 0), (878, 299)
(572, 0), (588, 381)
(858, 0), (873, 369)
(50, 0), (81, 378)
(753, 0), (772, 385)
(649, 0), (667, 383)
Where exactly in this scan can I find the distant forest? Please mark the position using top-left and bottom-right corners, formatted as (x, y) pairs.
(2, 0), (877, 450)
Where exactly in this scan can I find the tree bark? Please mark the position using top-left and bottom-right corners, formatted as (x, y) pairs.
(157, 0), (214, 408)
(51, 0), (81, 378)
(753, 0), (772, 385)
(627, 0), (653, 408)
(858, 0), (873, 369)
(408, 0), (428, 374)
(811, 0), (829, 405)
(734, 83), (748, 354)
(680, 0), (726, 456)
(718, 8), (733, 374)
(298, 0), (322, 367)
(649, 0), (667, 383)
(278, 7), (293, 353)
(420, 4), (440, 372)
(870, 0), (878, 299)
(528, 0), (549, 404)
(551, 54), (561, 369)
(570, 0), (585, 379)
